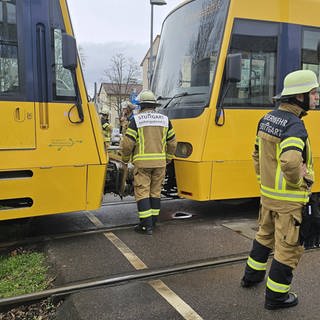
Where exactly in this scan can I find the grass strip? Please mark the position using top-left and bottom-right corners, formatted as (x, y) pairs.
(0, 251), (49, 298)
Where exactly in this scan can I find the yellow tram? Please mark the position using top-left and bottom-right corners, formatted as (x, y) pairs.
(153, 0), (320, 201)
(0, 0), (107, 220)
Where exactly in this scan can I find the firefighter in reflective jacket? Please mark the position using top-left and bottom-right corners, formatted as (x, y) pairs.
(101, 113), (112, 148)
(241, 70), (319, 310)
(121, 90), (177, 235)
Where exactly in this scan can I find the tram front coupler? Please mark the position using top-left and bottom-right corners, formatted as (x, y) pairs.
(104, 150), (134, 198)
(104, 148), (178, 199)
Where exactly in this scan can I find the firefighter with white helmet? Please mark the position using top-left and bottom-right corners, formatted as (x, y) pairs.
(121, 90), (177, 235)
(100, 111), (112, 148)
(241, 70), (319, 309)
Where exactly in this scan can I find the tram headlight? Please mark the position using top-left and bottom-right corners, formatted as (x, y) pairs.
(175, 142), (193, 158)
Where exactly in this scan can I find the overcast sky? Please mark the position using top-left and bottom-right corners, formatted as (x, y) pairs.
(67, 0), (183, 45)
(66, 0), (184, 95)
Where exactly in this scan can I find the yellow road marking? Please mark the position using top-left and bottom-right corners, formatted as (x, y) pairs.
(104, 232), (147, 270)
(149, 280), (204, 320)
(85, 211), (105, 228)
(87, 213), (203, 320)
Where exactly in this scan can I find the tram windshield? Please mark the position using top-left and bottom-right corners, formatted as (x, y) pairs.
(152, 0), (229, 107)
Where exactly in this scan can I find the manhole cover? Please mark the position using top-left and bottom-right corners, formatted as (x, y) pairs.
(172, 211), (193, 219)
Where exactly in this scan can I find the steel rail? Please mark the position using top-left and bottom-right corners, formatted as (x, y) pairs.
(0, 252), (250, 309)
(0, 224), (135, 251)
(0, 246), (319, 309)
(0, 197), (182, 251)
(100, 196), (179, 207)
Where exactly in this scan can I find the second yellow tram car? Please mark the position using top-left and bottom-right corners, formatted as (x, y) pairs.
(153, 0), (320, 201)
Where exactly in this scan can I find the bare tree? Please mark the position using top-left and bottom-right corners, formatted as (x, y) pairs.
(103, 53), (140, 120)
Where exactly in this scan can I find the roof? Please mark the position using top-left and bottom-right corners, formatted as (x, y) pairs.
(98, 83), (143, 97)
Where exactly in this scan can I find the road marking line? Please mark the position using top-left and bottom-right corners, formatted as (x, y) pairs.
(85, 211), (105, 228)
(104, 232), (147, 270)
(105, 232), (203, 320)
(83, 212), (204, 320)
(149, 280), (203, 320)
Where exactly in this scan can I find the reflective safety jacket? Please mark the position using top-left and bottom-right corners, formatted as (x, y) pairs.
(253, 103), (314, 209)
(102, 122), (112, 143)
(121, 108), (177, 168)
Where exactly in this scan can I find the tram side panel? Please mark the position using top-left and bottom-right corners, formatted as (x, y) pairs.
(0, 0), (107, 220)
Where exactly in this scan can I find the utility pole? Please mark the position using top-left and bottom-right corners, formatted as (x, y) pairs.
(148, 0), (167, 89)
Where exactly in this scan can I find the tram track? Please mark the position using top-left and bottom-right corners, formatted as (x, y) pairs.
(0, 215), (192, 253)
(0, 224), (136, 252)
(1, 246), (319, 311)
(0, 197), (181, 252)
(0, 251), (251, 310)
(100, 196), (178, 207)
(1, 246), (318, 311)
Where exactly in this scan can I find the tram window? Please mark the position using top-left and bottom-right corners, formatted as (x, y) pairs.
(223, 20), (278, 108)
(53, 29), (76, 100)
(302, 28), (320, 77)
(0, 0), (20, 96)
(152, 0), (229, 100)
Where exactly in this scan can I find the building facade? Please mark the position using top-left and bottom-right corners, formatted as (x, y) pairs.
(96, 83), (142, 128)
(140, 35), (160, 89)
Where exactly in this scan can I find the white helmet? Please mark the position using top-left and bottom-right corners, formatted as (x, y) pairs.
(281, 70), (319, 97)
(137, 90), (160, 106)
(121, 101), (135, 110)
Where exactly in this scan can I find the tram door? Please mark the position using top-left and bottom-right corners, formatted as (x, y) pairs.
(0, 105), (35, 150)
(0, 0), (36, 149)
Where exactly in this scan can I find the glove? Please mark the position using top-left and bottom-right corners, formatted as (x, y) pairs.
(310, 202), (320, 247)
(299, 203), (313, 247)
(300, 193), (320, 248)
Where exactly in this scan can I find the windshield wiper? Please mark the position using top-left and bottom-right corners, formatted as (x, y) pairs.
(158, 92), (206, 109)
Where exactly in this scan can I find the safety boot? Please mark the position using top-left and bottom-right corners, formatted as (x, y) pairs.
(134, 217), (153, 235)
(240, 277), (263, 288)
(265, 292), (298, 310)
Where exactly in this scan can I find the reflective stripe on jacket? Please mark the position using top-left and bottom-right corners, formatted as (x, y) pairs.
(102, 122), (112, 142)
(121, 108), (177, 168)
(253, 103), (313, 206)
